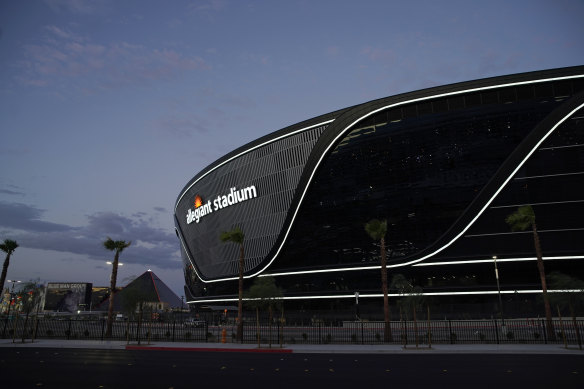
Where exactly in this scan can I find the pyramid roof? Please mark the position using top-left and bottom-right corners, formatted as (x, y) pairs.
(96, 271), (182, 311)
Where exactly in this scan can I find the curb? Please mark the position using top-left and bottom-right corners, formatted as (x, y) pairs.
(125, 345), (293, 353)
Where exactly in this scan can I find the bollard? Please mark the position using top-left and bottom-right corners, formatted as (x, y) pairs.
(221, 328), (227, 343)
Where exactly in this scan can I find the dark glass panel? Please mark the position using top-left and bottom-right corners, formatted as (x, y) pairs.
(534, 82), (554, 98)
(403, 104), (417, 118)
(465, 92), (482, 107)
(499, 87), (516, 104)
(481, 90), (499, 105)
(516, 85), (534, 101)
(432, 98), (448, 113)
(448, 95), (465, 110)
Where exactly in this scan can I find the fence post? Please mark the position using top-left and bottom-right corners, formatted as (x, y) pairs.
(541, 318), (547, 344)
(361, 321), (364, 345)
(67, 318), (72, 340)
(318, 322), (322, 344)
(101, 318), (105, 341)
(172, 320), (176, 342)
(448, 319), (453, 344)
(32, 317), (39, 342)
(494, 319), (499, 344)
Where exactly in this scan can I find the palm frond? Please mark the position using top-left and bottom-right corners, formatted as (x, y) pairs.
(364, 219), (387, 241)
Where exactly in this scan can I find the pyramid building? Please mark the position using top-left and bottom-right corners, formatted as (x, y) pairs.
(98, 270), (182, 312)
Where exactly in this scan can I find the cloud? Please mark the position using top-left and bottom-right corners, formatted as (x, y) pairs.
(43, 0), (106, 14)
(17, 26), (210, 91)
(156, 116), (210, 138)
(325, 46), (340, 56)
(361, 46), (397, 63)
(187, 0), (227, 13)
(0, 201), (181, 269)
(0, 188), (25, 197)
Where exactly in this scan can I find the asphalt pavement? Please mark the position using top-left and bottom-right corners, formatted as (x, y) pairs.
(1, 338), (582, 354)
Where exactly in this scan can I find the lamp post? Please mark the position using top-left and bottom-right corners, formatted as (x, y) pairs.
(354, 292), (360, 321)
(492, 256), (505, 326)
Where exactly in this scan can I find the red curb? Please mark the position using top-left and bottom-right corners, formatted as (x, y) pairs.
(125, 345), (293, 353)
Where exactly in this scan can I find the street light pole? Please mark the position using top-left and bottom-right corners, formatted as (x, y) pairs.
(355, 292), (360, 321)
(492, 256), (505, 326)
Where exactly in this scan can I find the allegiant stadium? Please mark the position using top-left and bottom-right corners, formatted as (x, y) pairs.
(175, 66), (584, 318)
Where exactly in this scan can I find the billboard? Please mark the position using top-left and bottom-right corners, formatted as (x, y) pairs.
(43, 283), (92, 312)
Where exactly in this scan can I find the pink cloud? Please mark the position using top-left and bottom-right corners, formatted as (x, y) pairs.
(18, 31), (209, 89)
(361, 46), (396, 62)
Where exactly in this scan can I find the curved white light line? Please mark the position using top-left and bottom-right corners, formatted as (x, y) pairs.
(260, 255), (583, 277)
(412, 255), (584, 267)
(175, 227), (205, 282)
(186, 289), (579, 304)
(174, 120), (335, 213)
(181, 74), (584, 284)
(244, 77), (584, 280)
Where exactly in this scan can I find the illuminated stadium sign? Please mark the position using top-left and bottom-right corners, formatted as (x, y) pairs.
(186, 185), (258, 224)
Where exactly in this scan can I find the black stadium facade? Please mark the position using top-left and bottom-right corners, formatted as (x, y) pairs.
(175, 66), (584, 317)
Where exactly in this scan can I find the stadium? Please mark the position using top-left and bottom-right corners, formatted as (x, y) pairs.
(175, 66), (584, 318)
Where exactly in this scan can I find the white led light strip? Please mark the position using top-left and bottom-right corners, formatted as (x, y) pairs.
(174, 120), (335, 213)
(187, 289), (580, 304)
(180, 74), (584, 284)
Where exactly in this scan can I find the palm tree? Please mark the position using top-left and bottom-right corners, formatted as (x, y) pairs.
(548, 272), (584, 350)
(220, 226), (245, 342)
(365, 219), (392, 342)
(505, 205), (554, 338)
(391, 274), (425, 348)
(245, 276), (283, 348)
(0, 239), (19, 297)
(103, 237), (131, 338)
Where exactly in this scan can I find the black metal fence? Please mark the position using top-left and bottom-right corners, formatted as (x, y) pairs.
(2, 314), (582, 348)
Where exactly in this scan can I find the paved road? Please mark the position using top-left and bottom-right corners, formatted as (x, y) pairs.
(1, 347), (582, 388)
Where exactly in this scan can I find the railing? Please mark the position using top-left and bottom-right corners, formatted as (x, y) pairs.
(1, 314), (582, 348)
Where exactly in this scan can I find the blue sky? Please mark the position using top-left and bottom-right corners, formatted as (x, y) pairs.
(1, 0), (583, 298)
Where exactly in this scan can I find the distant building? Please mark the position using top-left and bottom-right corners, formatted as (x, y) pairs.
(96, 271), (182, 313)
(90, 286), (110, 310)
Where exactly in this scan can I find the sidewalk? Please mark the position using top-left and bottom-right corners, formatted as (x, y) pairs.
(1, 338), (582, 354)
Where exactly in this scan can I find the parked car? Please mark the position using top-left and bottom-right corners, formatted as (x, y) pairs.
(184, 318), (206, 328)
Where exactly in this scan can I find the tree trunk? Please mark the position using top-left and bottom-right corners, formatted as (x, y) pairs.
(532, 223), (554, 340)
(380, 237), (393, 342)
(413, 305), (418, 348)
(256, 307), (260, 348)
(269, 305), (272, 349)
(236, 244), (244, 342)
(0, 253), (12, 297)
(570, 302), (582, 350)
(105, 250), (120, 337)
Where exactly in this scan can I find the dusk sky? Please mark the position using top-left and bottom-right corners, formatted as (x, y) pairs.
(1, 0), (583, 298)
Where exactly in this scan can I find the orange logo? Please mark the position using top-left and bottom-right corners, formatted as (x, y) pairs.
(194, 195), (203, 209)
